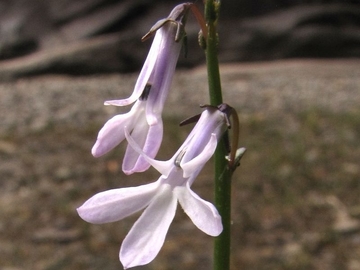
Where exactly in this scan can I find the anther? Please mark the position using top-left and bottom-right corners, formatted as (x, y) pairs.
(139, 83), (152, 101)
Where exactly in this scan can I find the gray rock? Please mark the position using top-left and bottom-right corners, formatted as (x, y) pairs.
(220, 4), (360, 61)
(56, 0), (150, 42)
(0, 1), (359, 77)
(0, 33), (143, 80)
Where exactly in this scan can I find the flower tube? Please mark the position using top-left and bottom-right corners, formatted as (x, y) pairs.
(92, 3), (192, 174)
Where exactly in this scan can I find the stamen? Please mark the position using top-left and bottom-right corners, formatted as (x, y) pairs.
(179, 113), (201, 126)
(139, 83), (152, 101)
(175, 22), (184, 42)
(141, 19), (168, 41)
(174, 148), (187, 167)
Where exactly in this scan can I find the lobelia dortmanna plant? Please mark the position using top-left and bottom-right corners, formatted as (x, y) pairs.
(77, 2), (243, 269)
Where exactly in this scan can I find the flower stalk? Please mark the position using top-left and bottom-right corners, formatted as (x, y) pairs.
(204, 1), (233, 269)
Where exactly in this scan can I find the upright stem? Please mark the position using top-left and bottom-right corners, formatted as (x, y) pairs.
(204, 1), (232, 270)
(205, 1), (222, 106)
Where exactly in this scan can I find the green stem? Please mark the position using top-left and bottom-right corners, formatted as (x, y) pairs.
(213, 140), (232, 270)
(204, 1), (232, 270)
(205, 4), (222, 105)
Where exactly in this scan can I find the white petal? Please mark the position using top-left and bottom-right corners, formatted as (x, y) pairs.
(181, 133), (218, 178)
(104, 29), (163, 107)
(178, 109), (225, 165)
(122, 117), (150, 174)
(123, 119), (163, 174)
(140, 118), (163, 159)
(175, 182), (223, 236)
(92, 102), (145, 157)
(120, 185), (177, 268)
(124, 127), (174, 177)
(91, 114), (133, 157)
(77, 182), (159, 224)
(145, 110), (159, 126)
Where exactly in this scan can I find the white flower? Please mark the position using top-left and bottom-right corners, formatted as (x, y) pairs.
(77, 107), (228, 269)
(91, 3), (191, 174)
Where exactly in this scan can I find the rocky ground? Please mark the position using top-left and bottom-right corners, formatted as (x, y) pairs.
(0, 1), (359, 78)
(1, 59), (360, 269)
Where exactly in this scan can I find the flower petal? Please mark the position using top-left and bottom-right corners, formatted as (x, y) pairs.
(175, 182), (223, 236)
(91, 114), (132, 158)
(122, 117), (150, 174)
(120, 184), (177, 268)
(92, 102), (145, 157)
(122, 118), (164, 174)
(181, 133), (218, 178)
(77, 181), (159, 224)
(104, 28), (163, 107)
(124, 127), (174, 177)
(145, 26), (182, 126)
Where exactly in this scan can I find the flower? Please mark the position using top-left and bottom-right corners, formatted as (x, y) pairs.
(91, 3), (191, 174)
(77, 106), (228, 269)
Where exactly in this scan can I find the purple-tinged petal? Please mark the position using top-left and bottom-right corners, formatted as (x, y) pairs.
(124, 127), (174, 177)
(175, 182), (223, 236)
(181, 133), (218, 178)
(145, 110), (160, 126)
(77, 182), (159, 224)
(132, 118), (163, 171)
(91, 102), (145, 157)
(122, 116), (150, 174)
(91, 115), (133, 158)
(177, 108), (226, 165)
(122, 117), (164, 174)
(104, 26), (163, 107)
(120, 184), (177, 268)
(145, 25), (182, 126)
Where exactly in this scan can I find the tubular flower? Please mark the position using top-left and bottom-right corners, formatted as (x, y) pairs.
(91, 3), (192, 174)
(77, 106), (229, 269)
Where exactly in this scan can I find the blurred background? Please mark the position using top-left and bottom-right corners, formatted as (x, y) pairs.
(0, 0), (359, 77)
(0, 0), (360, 269)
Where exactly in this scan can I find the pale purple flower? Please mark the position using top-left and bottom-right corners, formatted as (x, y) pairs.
(77, 107), (228, 269)
(91, 3), (191, 174)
